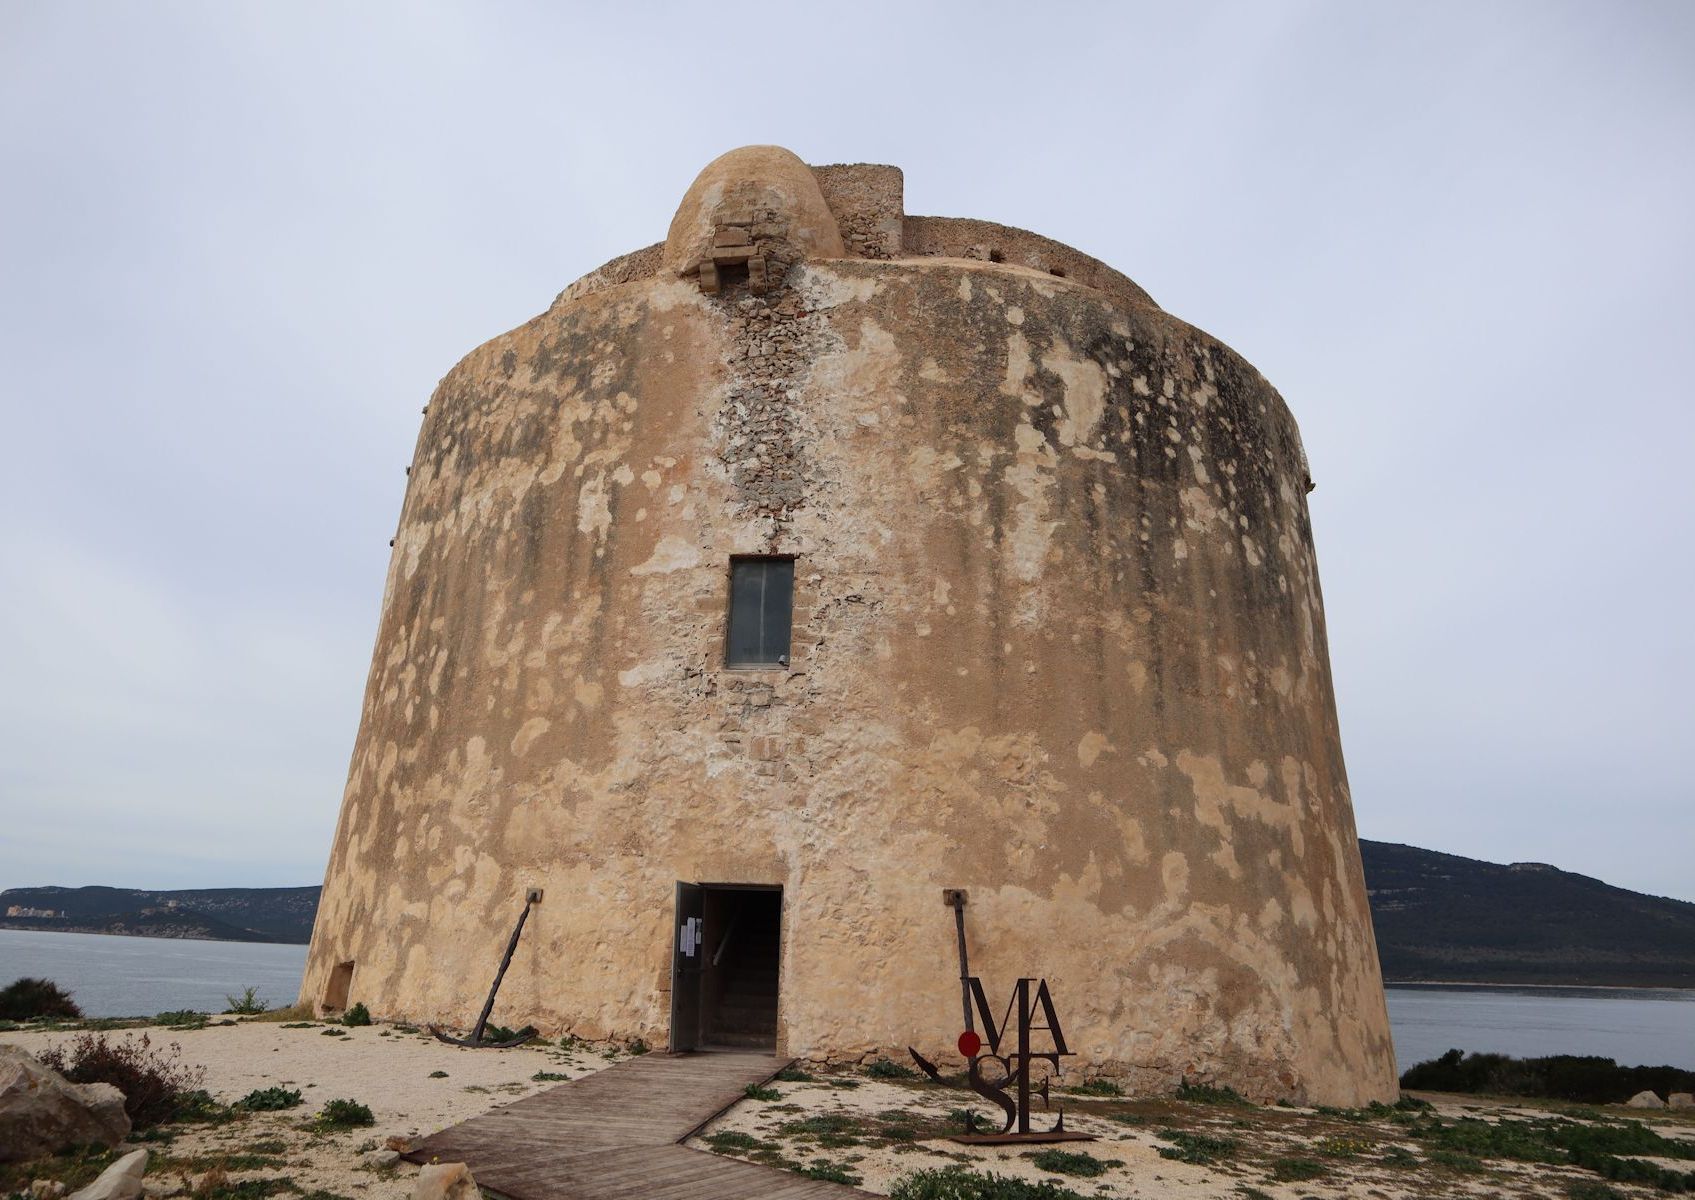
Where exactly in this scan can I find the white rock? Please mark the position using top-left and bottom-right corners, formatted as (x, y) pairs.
(1670, 1092), (1694, 1109)
(360, 1147), (401, 1167)
(29, 1182), (68, 1199)
(67, 1149), (147, 1200)
(0, 1046), (131, 1163)
(1625, 1089), (1666, 1108)
(413, 1162), (479, 1200)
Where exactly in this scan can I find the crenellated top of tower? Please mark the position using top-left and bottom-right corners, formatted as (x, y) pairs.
(552, 145), (1157, 313)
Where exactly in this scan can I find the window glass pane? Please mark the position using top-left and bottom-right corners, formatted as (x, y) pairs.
(759, 560), (793, 664)
(727, 558), (794, 667)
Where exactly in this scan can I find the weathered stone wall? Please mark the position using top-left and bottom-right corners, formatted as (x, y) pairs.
(304, 149), (1396, 1106)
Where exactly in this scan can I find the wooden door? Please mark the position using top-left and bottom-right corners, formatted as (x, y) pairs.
(669, 882), (705, 1051)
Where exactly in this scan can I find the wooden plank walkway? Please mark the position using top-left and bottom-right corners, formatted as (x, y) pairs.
(402, 1050), (873, 1199)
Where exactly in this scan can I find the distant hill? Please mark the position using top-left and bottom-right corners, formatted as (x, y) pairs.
(1360, 840), (1695, 987)
(0, 885), (320, 944)
(6, 844), (1695, 983)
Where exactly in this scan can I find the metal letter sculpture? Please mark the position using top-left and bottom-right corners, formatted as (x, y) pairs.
(911, 975), (1097, 1145)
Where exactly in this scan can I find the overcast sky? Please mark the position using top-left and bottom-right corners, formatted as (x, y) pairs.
(1, 2), (1690, 904)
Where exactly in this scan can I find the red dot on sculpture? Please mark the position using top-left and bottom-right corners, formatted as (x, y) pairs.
(958, 1030), (982, 1057)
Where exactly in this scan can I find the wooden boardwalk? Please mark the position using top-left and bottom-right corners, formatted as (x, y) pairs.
(402, 1050), (873, 1199)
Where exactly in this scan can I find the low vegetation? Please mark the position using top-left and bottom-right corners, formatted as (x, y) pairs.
(223, 986), (269, 1016)
(0, 976), (81, 1020)
(1067, 1078), (1122, 1096)
(1155, 1129), (1237, 1165)
(867, 1056), (918, 1079)
(1175, 1079), (1250, 1105)
(1401, 1047), (1695, 1104)
(340, 1002), (371, 1027)
(38, 1031), (206, 1127)
(313, 1098), (375, 1130)
(889, 1167), (1090, 1200)
(1024, 1148), (1119, 1177)
(235, 1086), (303, 1112)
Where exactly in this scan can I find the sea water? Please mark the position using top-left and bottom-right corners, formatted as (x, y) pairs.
(1387, 983), (1695, 1072)
(0, 929), (309, 1017)
(2, 929), (1691, 1072)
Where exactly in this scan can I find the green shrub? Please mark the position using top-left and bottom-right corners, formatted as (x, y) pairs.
(705, 1130), (761, 1150)
(1176, 1079), (1250, 1105)
(890, 1166), (1090, 1200)
(1026, 1148), (1118, 1177)
(154, 1010), (206, 1028)
(774, 1066), (814, 1082)
(172, 1089), (233, 1124)
(867, 1057), (917, 1079)
(428, 1070), (448, 1078)
(799, 1161), (863, 1185)
(628, 1037), (649, 1055)
(1069, 1078), (1122, 1096)
(1268, 1157), (1327, 1182)
(744, 1083), (781, 1101)
(0, 977), (81, 1020)
(1316, 1134), (1373, 1158)
(778, 1112), (861, 1147)
(38, 1032), (205, 1128)
(1567, 1183), (1626, 1200)
(222, 986), (269, 1016)
(236, 1086), (303, 1111)
(531, 1071), (570, 1082)
(1426, 1148), (1486, 1172)
(1399, 1048), (1695, 1104)
(315, 1098), (375, 1129)
(341, 1002), (371, 1027)
(191, 1177), (298, 1199)
(1155, 1129), (1236, 1165)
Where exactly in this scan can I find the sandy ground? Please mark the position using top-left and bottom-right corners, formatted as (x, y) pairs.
(5, 1024), (1693, 1198)
(685, 1071), (1695, 1199)
(1, 1019), (618, 1197)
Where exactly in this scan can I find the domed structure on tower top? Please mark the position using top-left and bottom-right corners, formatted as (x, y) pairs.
(303, 146), (1396, 1106)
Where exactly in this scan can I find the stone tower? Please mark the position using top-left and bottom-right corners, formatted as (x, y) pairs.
(303, 146), (1397, 1105)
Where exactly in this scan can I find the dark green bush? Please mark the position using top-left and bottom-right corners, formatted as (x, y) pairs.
(1026, 1148), (1118, 1176)
(154, 1010), (206, 1028)
(341, 1002), (371, 1027)
(1176, 1079), (1250, 1105)
(222, 986), (268, 1015)
(744, 1083), (780, 1101)
(1567, 1183), (1626, 1200)
(235, 1086), (303, 1111)
(1268, 1157), (1327, 1182)
(867, 1057), (917, 1079)
(1069, 1078), (1122, 1096)
(0, 977), (81, 1020)
(1155, 1129), (1236, 1165)
(774, 1066), (814, 1082)
(890, 1167), (1090, 1200)
(799, 1161), (862, 1185)
(705, 1130), (761, 1150)
(1400, 1048), (1695, 1104)
(315, 1098), (374, 1129)
(37, 1032), (204, 1127)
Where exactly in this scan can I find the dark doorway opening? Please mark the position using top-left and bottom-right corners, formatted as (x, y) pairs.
(670, 884), (781, 1052)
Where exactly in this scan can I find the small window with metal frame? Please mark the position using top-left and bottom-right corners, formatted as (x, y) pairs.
(726, 556), (794, 669)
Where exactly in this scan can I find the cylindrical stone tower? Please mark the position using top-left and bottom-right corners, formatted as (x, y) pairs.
(303, 146), (1397, 1105)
